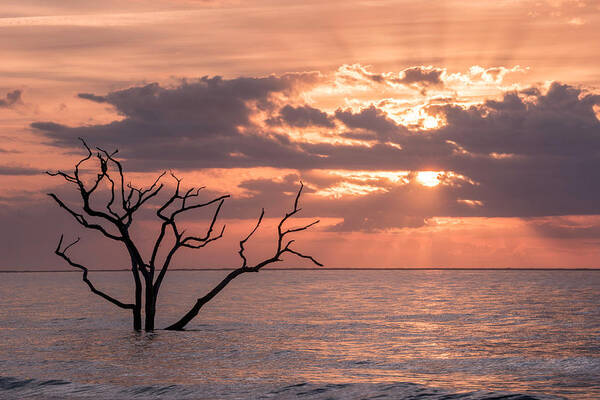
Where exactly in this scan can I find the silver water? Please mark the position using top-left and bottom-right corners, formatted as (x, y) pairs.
(1, 270), (598, 399)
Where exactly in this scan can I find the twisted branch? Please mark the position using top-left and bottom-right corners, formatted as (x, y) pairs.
(151, 174), (230, 296)
(55, 235), (134, 310)
(165, 182), (321, 330)
(47, 193), (123, 241)
(240, 182), (323, 272)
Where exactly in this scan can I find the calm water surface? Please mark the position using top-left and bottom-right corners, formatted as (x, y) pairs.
(0, 270), (598, 399)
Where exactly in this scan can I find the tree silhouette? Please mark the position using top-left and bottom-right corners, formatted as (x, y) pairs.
(48, 139), (322, 331)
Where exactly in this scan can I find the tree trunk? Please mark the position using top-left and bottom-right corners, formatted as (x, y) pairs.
(144, 283), (156, 331)
(133, 307), (142, 330)
(133, 269), (142, 330)
(130, 257), (144, 331)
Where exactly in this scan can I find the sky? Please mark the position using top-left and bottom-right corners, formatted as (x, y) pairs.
(1, 0), (600, 269)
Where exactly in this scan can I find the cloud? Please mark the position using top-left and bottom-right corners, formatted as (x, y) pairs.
(31, 70), (600, 230)
(332, 64), (523, 95)
(78, 92), (107, 102)
(335, 105), (405, 142)
(267, 104), (335, 128)
(528, 216), (600, 240)
(0, 148), (20, 153)
(33, 73), (324, 171)
(0, 165), (42, 176)
(334, 64), (389, 86)
(396, 66), (444, 91)
(0, 90), (22, 108)
(0, 191), (134, 268)
(436, 83), (600, 157)
(335, 64), (445, 91)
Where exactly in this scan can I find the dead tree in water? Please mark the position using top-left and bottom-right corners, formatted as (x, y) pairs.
(48, 139), (322, 331)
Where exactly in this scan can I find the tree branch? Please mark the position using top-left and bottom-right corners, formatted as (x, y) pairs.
(47, 193), (123, 241)
(55, 235), (134, 310)
(180, 199), (226, 247)
(152, 175), (229, 297)
(165, 183), (321, 330)
(238, 209), (264, 268)
(123, 171), (165, 226)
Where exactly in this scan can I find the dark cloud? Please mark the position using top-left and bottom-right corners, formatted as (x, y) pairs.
(328, 214), (425, 232)
(0, 165), (42, 175)
(237, 174), (311, 195)
(0, 191), (133, 269)
(33, 73), (324, 171)
(267, 104), (335, 128)
(437, 83), (600, 157)
(31, 76), (600, 230)
(396, 66), (444, 87)
(335, 105), (405, 142)
(0, 179), (318, 269)
(78, 92), (106, 102)
(0, 89), (22, 108)
(528, 217), (600, 240)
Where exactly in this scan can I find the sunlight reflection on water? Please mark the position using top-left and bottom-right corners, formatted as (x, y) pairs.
(0, 270), (598, 399)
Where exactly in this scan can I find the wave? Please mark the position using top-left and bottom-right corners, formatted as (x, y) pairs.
(0, 376), (565, 399)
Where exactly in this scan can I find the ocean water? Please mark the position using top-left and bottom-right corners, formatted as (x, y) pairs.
(0, 269), (598, 399)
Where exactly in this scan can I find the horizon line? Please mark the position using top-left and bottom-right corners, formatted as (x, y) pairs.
(1, 267), (600, 273)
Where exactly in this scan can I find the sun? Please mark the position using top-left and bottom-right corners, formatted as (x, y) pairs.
(416, 171), (441, 187)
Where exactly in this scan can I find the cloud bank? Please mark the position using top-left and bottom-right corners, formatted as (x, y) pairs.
(31, 66), (600, 232)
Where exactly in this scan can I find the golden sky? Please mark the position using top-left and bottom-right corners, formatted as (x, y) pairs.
(1, 0), (600, 268)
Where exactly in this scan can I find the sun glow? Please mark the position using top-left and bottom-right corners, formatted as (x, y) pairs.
(315, 181), (386, 198)
(327, 170), (410, 184)
(387, 105), (445, 131)
(416, 171), (441, 187)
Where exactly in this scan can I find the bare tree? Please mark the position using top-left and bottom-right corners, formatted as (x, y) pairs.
(48, 139), (322, 331)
